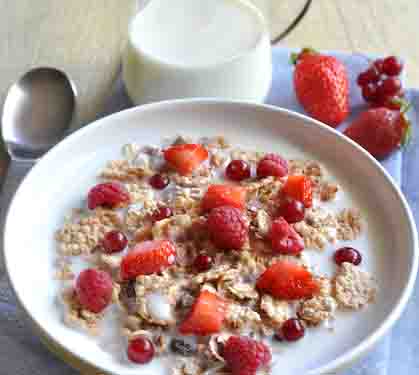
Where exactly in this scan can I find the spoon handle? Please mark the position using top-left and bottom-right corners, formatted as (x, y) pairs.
(0, 160), (34, 229)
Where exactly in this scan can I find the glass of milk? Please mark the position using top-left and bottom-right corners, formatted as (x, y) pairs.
(122, 0), (272, 105)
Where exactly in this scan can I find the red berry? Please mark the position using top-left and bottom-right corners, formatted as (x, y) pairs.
(282, 175), (313, 208)
(278, 199), (305, 223)
(127, 337), (155, 364)
(257, 261), (320, 300)
(381, 96), (404, 110)
(382, 56), (403, 76)
(362, 83), (378, 103)
(87, 182), (130, 210)
(225, 160), (251, 181)
(164, 143), (208, 176)
(120, 240), (176, 280)
(344, 107), (410, 159)
(193, 254), (213, 272)
(179, 290), (228, 335)
(281, 318), (305, 341)
(373, 59), (385, 73)
(149, 174), (169, 190)
(207, 206), (248, 250)
(75, 269), (113, 313)
(334, 247), (362, 266)
(223, 336), (271, 375)
(202, 185), (247, 212)
(269, 217), (304, 255)
(293, 52), (350, 127)
(102, 230), (128, 253)
(378, 77), (402, 98)
(357, 67), (380, 86)
(152, 206), (173, 222)
(257, 153), (288, 178)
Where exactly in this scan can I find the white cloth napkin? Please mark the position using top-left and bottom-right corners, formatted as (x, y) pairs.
(0, 46), (408, 374)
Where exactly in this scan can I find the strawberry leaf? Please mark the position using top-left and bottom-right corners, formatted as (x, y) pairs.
(401, 117), (412, 147)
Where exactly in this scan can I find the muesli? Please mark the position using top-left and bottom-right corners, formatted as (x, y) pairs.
(55, 136), (377, 374)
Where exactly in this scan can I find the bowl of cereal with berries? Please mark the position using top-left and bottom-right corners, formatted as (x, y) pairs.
(4, 99), (417, 375)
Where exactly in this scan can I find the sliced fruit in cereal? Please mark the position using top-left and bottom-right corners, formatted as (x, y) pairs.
(120, 240), (176, 280)
(87, 182), (130, 210)
(164, 143), (208, 175)
(256, 261), (320, 300)
(269, 217), (304, 255)
(201, 184), (247, 211)
(282, 175), (313, 208)
(179, 290), (228, 336)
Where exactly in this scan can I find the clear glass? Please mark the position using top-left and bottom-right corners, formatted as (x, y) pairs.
(247, 0), (312, 43)
(137, 0), (312, 44)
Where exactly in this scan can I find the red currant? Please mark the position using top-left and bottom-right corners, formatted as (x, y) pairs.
(378, 77), (401, 97)
(373, 59), (385, 74)
(149, 174), (169, 190)
(362, 83), (378, 103)
(102, 230), (128, 253)
(382, 56), (403, 76)
(280, 318), (305, 342)
(193, 254), (213, 272)
(225, 160), (251, 181)
(152, 207), (173, 222)
(127, 337), (155, 364)
(277, 199), (305, 223)
(357, 67), (379, 86)
(334, 247), (362, 266)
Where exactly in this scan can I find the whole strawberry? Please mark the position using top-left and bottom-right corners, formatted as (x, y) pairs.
(292, 48), (350, 127)
(344, 106), (411, 159)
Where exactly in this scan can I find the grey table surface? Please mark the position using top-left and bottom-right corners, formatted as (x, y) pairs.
(0, 47), (418, 374)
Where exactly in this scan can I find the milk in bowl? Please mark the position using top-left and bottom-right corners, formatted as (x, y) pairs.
(123, 0), (272, 104)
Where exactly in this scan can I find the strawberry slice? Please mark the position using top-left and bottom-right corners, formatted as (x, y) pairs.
(201, 184), (247, 212)
(256, 261), (320, 300)
(282, 175), (312, 208)
(179, 290), (228, 336)
(120, 240), (176, 280)
(164, 143), (208, 176)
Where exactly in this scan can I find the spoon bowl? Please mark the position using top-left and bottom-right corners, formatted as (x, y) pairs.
(2, 67), (77, 160)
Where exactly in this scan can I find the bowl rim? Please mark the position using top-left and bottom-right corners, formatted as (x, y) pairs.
(4, 98), (418, 375)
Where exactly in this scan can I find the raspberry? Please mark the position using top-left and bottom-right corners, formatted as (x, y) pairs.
(223, 336), (271, 375)
(256, 153), (288, 178)
(87, 182), (130, 210)
(270, 217), (304, 255)
(207, 206), (248, 250)
(75, 269), (113, 313)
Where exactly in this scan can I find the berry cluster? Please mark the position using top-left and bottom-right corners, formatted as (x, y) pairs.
(357, 56), (404, 109)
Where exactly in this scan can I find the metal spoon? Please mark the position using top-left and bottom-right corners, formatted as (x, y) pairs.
(1, 67), (77, 213)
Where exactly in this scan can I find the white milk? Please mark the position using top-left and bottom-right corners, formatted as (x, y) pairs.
(130, 0), (263, 66)
(123, 0), (272, 104)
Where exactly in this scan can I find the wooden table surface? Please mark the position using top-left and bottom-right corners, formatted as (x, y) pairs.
(1, 0), (418, 184)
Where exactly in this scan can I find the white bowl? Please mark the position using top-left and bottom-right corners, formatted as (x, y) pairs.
(4, 99), (418, 375)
